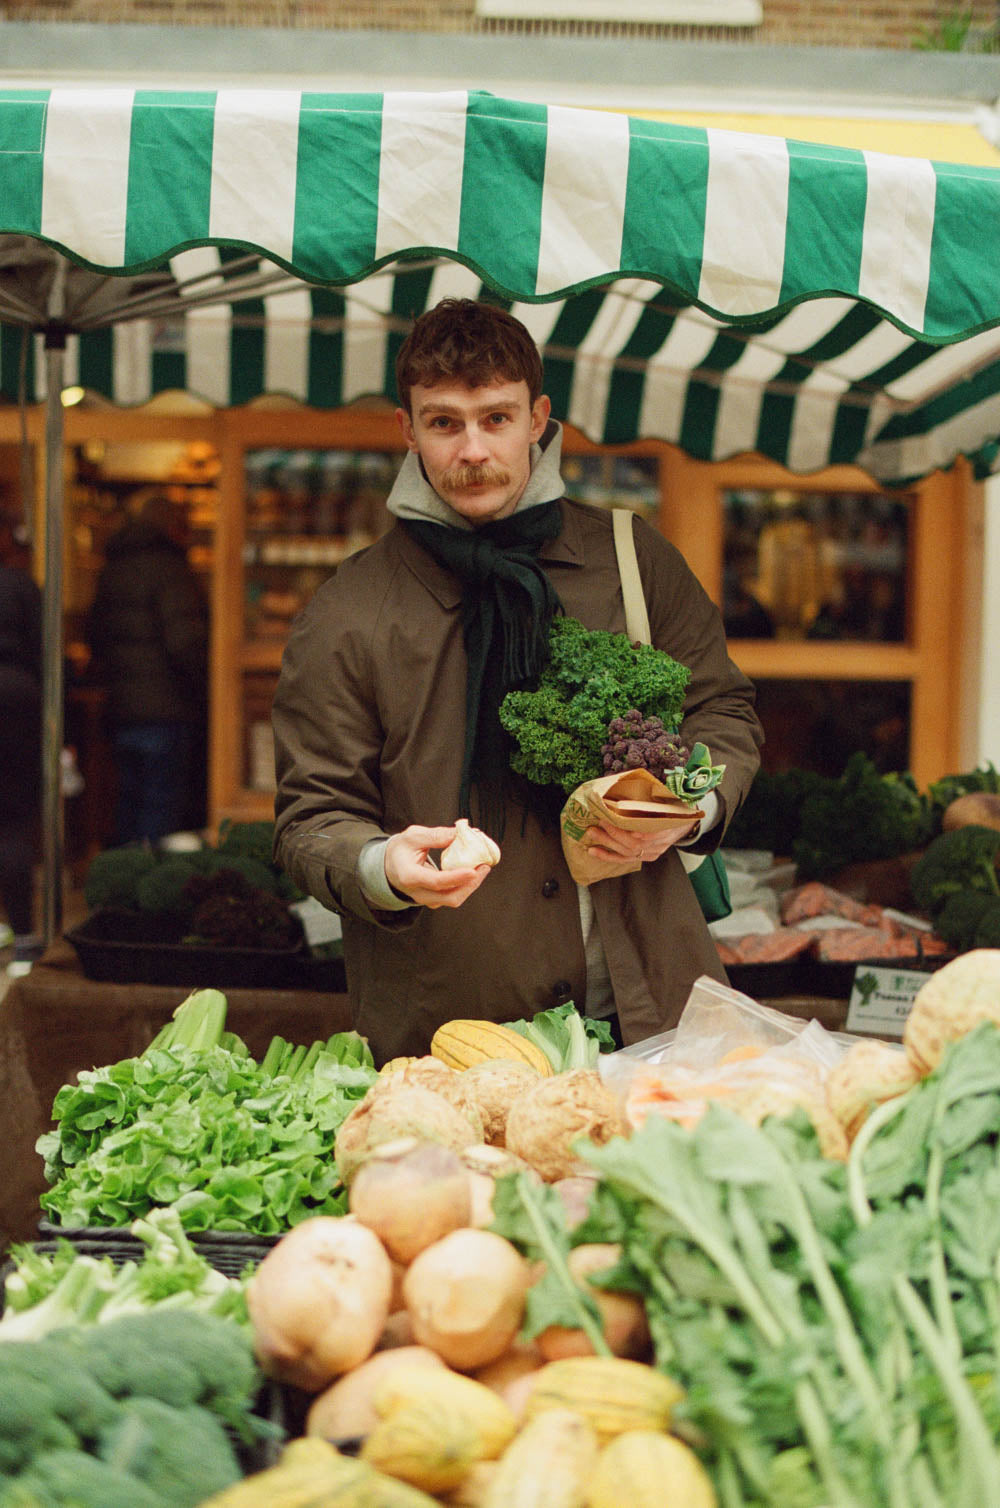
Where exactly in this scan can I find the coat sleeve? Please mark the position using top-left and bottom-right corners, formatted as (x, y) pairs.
(270, 573), (416, 929)
(633, 514), (764, 846)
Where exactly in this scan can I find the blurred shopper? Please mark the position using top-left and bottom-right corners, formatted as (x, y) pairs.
(86, 493), (209, 847)
(0, 511), (43, 974)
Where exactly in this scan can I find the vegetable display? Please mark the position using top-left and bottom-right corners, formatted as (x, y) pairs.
(36, 988), (377, 1233)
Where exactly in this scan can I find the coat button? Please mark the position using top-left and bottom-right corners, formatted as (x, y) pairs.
(541, 878), (560, 898)
(551, 979), (573, 1003)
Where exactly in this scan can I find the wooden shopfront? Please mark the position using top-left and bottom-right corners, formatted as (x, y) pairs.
(0, 398), (980, 859)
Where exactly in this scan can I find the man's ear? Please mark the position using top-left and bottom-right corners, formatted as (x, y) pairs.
(395, 406), (419, 452)
(529, 394), (552, 442)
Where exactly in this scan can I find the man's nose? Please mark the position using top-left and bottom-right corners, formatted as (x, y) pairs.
(457, 424), (490, 462)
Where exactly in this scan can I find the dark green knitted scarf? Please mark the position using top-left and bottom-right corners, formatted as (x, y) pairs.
(402, 499), (564, 836)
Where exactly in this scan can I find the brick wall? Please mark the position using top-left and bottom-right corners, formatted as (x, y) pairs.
(1, 0), (997, 49)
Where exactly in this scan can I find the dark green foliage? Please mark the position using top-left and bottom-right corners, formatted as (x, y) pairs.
(791, 753), (935, 878)
(722, 767), (835, 855)
(909, 825), (1000, 916)
(499, 615), (691, 794)
(926, 762), (1000, 820)
(934, 889), (999, 951)
(972, 900), (1000, 947)
(83, 846), (159, 910)
(134, 857), (201, 914)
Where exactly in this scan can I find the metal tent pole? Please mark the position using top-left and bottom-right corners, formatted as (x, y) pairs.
(41, 326), (66, 947)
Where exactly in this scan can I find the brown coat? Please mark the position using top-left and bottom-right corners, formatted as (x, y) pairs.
(272, 500), (763, 1062)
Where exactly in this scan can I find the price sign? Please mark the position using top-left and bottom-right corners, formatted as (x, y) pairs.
(845, 965), (930, 1039)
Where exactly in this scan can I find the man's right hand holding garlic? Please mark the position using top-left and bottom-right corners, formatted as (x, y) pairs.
(382, 819), (500, 911)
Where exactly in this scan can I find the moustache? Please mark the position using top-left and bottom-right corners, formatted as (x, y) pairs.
(442, 463), (511, 490)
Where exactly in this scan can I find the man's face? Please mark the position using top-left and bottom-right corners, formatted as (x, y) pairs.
(396, 379), (551, 525)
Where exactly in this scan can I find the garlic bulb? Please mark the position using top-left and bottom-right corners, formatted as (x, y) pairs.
(440, 818), (501, 870)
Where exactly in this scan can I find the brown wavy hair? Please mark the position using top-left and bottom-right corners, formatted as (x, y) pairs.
(395, 298), (544, 413)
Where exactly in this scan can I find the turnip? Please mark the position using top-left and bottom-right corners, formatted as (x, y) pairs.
(246, 1215), (393, 1392)
(533, 1243), (652, 1361)
(403, 1228), (531, 1371)
(348, 1137), (473, 1264)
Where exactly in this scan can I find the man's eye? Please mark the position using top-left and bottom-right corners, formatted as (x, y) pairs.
(428, 416), (454, 430)
(487, 413), (509, 426)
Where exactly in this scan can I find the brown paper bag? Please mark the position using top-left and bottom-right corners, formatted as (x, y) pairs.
(560, 767), (704, 886)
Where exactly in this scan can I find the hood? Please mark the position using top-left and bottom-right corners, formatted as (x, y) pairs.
(104, 519), (186, 560)
(386, 419), (566, 529)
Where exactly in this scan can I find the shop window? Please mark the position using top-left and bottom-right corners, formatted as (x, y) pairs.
(722, 486), (911, 643)
(561, 453), (660, 514)
(243, 448), (400, 650)
(753, 679), (911, 778)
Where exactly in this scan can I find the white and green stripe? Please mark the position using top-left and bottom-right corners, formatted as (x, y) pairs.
(3, 86), (1000, 482)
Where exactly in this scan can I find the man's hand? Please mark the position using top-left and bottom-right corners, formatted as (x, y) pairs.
(583, 815), (701, 876)
(384, 825), (493, 909)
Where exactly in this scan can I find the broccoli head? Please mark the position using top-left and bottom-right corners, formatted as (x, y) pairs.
(909, 824), (1000, 918)
(973, 900), (1000, 949)
(499, 615), (691, 795)
(98, 1397), (242, 1506)
(933, 890), (999, 952)
(1, 1446), (163, 1508)
(723, 767), (836, 856)
(84, 846), (159, 910)
(134, 857), (201, 915)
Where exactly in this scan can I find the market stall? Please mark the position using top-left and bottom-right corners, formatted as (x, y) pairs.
(1, 90), (1000, 1503)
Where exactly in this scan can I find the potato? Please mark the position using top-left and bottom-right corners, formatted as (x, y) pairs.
(247, 1216), (394, 1391)
(504, 1069), (627, 1181)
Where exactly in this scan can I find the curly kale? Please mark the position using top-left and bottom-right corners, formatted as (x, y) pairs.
(216, 818), (303, 900)
(909, 824), (1000, 918)
(499, 615), (691, 795)
(791, 753), (935, 879)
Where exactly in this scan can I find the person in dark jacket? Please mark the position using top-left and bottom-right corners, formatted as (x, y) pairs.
(0, 512), (43, 968)
(86, 493), (209, 847)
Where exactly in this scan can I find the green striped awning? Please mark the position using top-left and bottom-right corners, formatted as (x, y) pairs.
(3, 87), (1000, 484)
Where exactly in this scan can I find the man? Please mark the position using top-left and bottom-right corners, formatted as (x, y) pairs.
(87, 492), (209, 847)
(272, 298), (763, 1063)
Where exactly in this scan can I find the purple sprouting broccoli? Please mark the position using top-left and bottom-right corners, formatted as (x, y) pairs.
(600, 710), (690, 783)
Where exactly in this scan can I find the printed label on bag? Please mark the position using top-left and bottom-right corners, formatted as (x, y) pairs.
(845, 965), (928, 1038)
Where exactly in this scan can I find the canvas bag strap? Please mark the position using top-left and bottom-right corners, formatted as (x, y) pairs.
(611, 508), (704, 875)
(612, 507), (651, 646)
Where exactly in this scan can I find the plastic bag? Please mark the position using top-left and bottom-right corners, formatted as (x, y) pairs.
(598, 974), (868, 1139)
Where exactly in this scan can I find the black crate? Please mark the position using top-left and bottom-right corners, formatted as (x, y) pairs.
(65, 908), (308, 989)
(36, 1220), (280, 1277)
